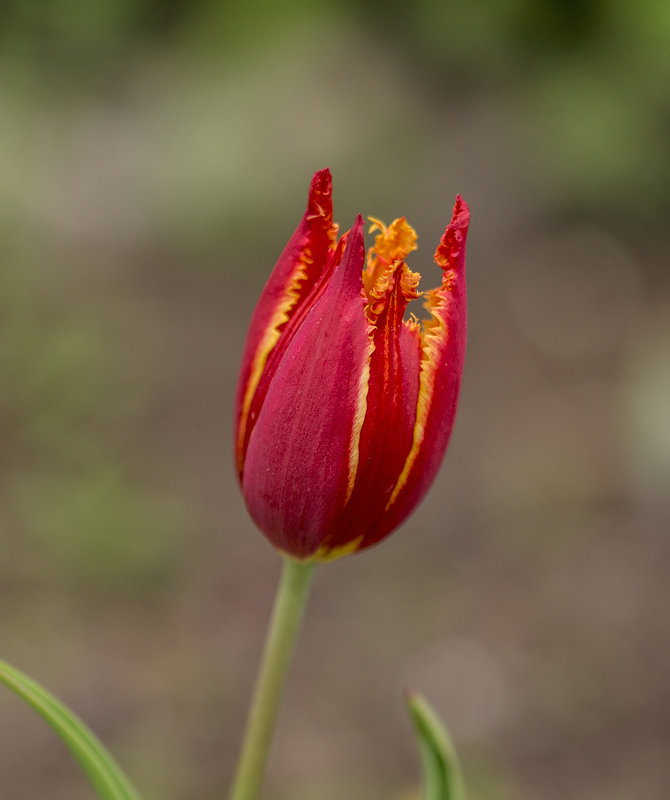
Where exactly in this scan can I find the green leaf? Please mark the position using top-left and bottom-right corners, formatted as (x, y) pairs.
(406, 691), (465, 800)
(0, 660), (142, 800)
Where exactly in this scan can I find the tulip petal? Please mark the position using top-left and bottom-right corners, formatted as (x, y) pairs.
(235, 168), (338, 478)
(242, 218), (375, 559)
(366, 195), (469, 547)
(314, 255), (422, 556)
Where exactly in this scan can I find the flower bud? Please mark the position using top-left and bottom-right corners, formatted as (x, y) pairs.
(235, 169), (469, 561)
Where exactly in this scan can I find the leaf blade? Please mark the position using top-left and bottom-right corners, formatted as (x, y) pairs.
(0, 659), (142, 800)
(406, 691), (465, 800)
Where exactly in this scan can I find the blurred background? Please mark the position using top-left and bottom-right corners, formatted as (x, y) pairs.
(1, 1), (669, 798)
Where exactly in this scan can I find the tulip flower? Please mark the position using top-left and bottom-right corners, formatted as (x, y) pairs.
(0, 172), (470, 800)
(235, 168), (469, 562)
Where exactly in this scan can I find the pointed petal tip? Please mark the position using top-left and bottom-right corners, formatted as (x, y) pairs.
(307, 168), (334, 214)
(310, 166), (332, 189)
(327, 214), (366, 297)
(346, 214), (365, 247)
(433, 195), (470, 272)
(452, 194), (470, 229)
(347, 215), (366, 260)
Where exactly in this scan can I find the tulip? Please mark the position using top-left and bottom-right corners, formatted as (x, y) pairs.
(235, 168), (469, 562)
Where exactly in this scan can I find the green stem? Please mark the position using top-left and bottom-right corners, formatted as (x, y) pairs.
(228, 557), (316, 800)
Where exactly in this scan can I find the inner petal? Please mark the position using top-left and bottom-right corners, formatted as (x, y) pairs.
(363, 217), (418, 305)
(317, 256), (422, 554)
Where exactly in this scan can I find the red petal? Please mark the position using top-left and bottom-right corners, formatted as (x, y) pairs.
(365, 195), (469, 547)
(316, 269), (422, 555)
(235, 169), (338, 478)
(242, 218), (374, 559)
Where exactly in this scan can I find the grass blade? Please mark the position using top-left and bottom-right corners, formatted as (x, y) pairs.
(0, 659), (142, 800)
(406, 691), (465, 800)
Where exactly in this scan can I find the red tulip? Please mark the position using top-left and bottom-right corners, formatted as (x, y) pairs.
(235, 169), (469, 561)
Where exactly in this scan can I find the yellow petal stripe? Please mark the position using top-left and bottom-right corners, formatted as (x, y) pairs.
(236, 253), (313, 474)
(345, 331), (375, 504)
(385, 287), (449, 509)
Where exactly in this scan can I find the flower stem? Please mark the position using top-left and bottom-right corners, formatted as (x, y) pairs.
(228, 557), (316, 800)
